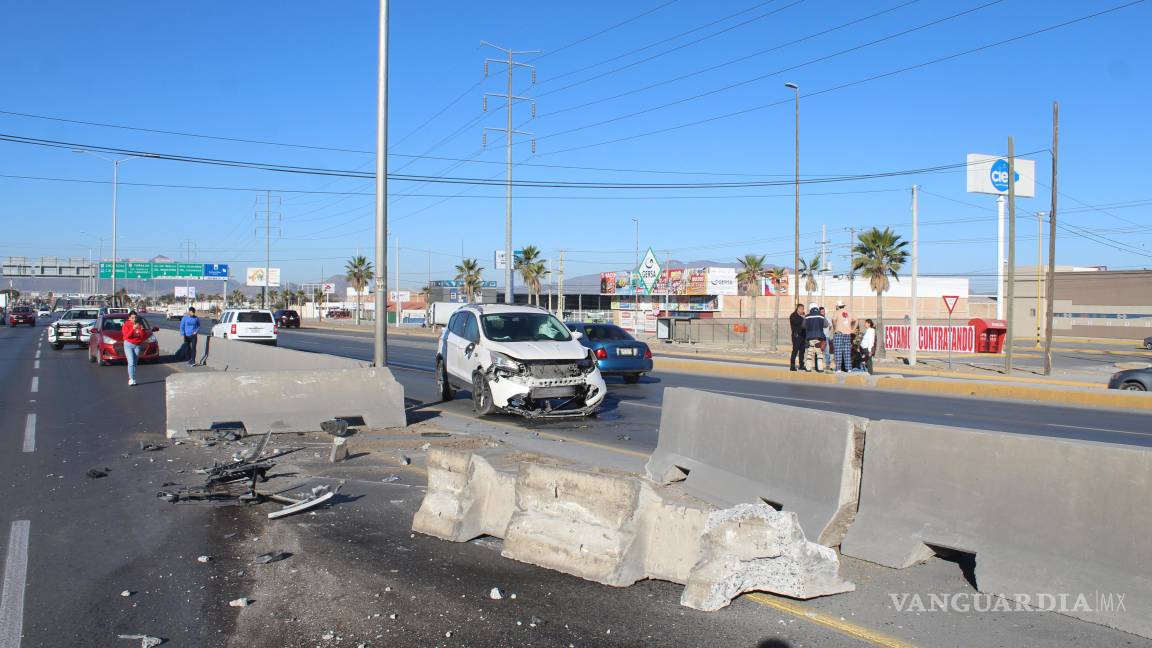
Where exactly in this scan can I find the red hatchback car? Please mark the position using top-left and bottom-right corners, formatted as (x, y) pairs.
(88, 314), (160, 366)
(7, 306), (36, 326)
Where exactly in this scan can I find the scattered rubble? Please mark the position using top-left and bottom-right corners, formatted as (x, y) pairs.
(86, 468), (108, 479)
(488, 587), (504, 600)
(196, 556), (211, 563)
(139, 442), (166, 452)
(252, 552), (291, 565)
(120, 590), (133, 597)
(117, 634), (163, 647)
(228, 598), (252, 607)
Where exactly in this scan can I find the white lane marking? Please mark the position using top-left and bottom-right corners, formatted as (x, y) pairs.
(32, 361), (38, 370)
(28, 378), (37, 394)
(618, 400), (660, 410)
(0, 520), (31, 648)
(33, 350), (39, 359)
(1045, 423), (1151, 437)
(22, 415), (35, 453)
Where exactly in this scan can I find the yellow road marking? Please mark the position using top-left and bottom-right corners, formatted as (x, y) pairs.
(746, 594), (919, 648)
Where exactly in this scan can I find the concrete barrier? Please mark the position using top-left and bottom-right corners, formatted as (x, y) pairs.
(165, 367), (405, 438)
(841, 420), (1152, 638)
(414, 453), (853, 610)
(411, 449), (515, 542)
(645, 387), (867, 547)
(157, 329), (364, 371)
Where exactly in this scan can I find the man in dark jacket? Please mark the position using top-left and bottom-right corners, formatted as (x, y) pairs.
(789, 303), (806, 371)
(803, 304), (826, 372)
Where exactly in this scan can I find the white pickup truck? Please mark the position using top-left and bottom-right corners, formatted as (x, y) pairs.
(166, 305), (188, 320)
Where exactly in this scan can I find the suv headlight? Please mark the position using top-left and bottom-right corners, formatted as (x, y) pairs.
(491, 352), (524, 374)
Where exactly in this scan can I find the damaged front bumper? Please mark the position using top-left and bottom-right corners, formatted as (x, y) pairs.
(485, 362), (607, 419)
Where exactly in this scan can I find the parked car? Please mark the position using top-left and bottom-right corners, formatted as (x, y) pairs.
(325, 308), (352, 319)
(566, 322), (653, 384)
(48, 307), (102, 348)
(37, 307), (52, 318)
(273, 309), (301, 328)
(1144, 336), (1152, 351)
(7, 306), (36, 326)
(88, 313), (160, 366)
(1108, 367), (1151, 392)
(211, 309), (277, 345)
(435, 305), (605, 418)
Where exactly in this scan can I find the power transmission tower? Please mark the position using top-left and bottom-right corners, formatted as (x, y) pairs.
(180, 239), (197, 262)
(481, 41), (538, 305)
(255, 191), (282, 308)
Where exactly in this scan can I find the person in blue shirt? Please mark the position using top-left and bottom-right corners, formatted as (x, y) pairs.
(179, 307), (201, 366)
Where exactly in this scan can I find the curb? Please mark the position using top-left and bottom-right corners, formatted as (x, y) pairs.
(653, 357), (1152, 412)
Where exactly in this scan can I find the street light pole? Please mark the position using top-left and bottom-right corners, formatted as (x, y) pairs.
(373, 0), (389, 367)
(632, 218), (639, 330)
(785, 82), (800, 308)
(75, 151), (143, 307)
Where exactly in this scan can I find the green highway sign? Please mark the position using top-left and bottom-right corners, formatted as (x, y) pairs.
(98, 261), (228, 280)
(178, 263), (203, 277)
(152, 262), (179, 277)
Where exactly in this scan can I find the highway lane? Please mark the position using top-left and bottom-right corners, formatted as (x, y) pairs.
(160, 323), (1152, 449)
(0, 321), (249, 646)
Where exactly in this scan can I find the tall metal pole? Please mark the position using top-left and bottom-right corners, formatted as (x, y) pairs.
(633, 218), (639, 329)
(1035, 211), (1043, 349)
(112, 160), (119, 305)
(818, 224), (827, 307)
(264, 189), (271, 308)
(395, 236), (401, 327)
(996, 195), (1005, 320)
(909, 185), (919, 367)
(847, 227), (856, 315)
(373, 0), (389, 366)
(1043, 101), (1059, 376)
(504, 48), (514, 306)
(558, 249), (565, 317)
(1004, 137), (1017, 374)
(786, 83), (800, 310)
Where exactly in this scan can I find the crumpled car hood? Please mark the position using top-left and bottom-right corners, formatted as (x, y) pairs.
(484, 339), (588, 361)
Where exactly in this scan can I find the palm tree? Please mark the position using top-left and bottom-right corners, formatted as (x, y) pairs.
(295, 289), (306, 307)
(229, 289), (246, 306)
(516, 246), (545, 305)
(345, 255), (374, 324)
(268, 289), (280, 309)
(766, 266), (789, 351)
(851, 227), (909, 359)
(454, 258), (484, 303)
(798, 254), (821, 304)
(735, 254), (768, 346)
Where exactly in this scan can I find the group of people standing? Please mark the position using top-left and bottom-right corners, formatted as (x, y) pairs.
(788, 302), (876, 374)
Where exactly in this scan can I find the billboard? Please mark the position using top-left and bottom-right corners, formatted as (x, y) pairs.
(174, 286), (197, 299)
(389, 291), (411, 302)
(600, 272), (617, 295)
(706, 267), (738, 296)
(966, 153), (1036, 197)
(762, 273), (790, 296)
(246, 267), (281, 287)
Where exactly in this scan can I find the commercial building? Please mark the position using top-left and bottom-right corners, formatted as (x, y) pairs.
(1009, 267), (1152, 341)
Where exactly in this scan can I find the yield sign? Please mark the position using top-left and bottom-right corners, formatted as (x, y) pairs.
(636, 247), (662, 295)
(942, 295), (959, 315)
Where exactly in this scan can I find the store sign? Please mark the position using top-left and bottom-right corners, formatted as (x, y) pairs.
(965, 153), (1036, 197)
(322, 282), (336, 294)
(389, 291), (411, 302)
(885, 325), (975, 353)
(636, 248), (662, 295)
(706, 267), (738, 296)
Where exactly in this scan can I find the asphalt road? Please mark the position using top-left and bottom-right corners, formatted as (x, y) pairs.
(160, 322), (1152, 449)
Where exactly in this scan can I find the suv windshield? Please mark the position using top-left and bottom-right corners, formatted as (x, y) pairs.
(237, 311), (273, 323)
(63, 309), (100, 320)
(481, 313), (572, 343)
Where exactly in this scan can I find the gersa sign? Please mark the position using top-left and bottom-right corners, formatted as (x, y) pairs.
(636, 248), (662, 295)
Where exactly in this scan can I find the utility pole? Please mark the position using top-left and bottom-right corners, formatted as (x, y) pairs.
(482, 41), (538, 306)
(817, 225), (828, 307)
(909, 186), (919, 367)
(847, 227), (857, 314)
(1004, 136), (1017, 375)
(1043, 101), (1059, 376)
(255, 191), (281, 308)
(632, 218), (639, 330)
(785, 82), (800, 311)
(373, 0), (389, 367)
(1036, 212), (1043, 349)
(996, 195), (1006, 320)
(395, 236), (401, 328)
(558, 249), (565, 317)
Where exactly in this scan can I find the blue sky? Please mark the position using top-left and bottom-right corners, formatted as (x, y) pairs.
(2, 0), (1150, 294)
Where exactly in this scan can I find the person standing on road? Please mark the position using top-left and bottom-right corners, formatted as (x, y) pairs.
(819, 306), (833, 370)
(122, 310), (150, 386)
(859, 318), (876, 375)
(832, 301), (853, 372)
(789, 303), (807, 371)
(179, 306), (201, 366)
(803, 304), (826, 372)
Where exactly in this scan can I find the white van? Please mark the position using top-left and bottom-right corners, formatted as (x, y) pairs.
(426, 301), (465, 328)
(211, 309), (277, 345)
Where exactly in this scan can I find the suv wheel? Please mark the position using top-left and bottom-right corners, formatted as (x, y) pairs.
(435, 358), (455, 401)
(472, 372), (496, 417)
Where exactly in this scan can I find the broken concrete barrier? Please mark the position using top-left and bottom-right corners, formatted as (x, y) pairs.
(411, 449), (515, 542)
(413, 453), (853, 610)
(165, 367), (405, 438)
(329, 437), (349, 463)
(502, 463), (646, 587)
(840, 420), (1152, 639)
(646, 387), (867, 547)
(681, 503), (855, 611)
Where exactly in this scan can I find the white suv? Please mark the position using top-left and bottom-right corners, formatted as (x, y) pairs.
(211, 309), (277, 345)
(435, 304), (606, 418)
(48, 307), (102, 349)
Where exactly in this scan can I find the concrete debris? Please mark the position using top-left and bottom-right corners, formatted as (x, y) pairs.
(419, 443), (431, 451)
(399, 455), (411, 465)
(252, 552), (291, 565)
(197, 556), (211, 563)
(139, 442), (166, 452)
(321, 419), (352, 437)
(330, 436), (350, 463)
(381, 475), (400, 482)
(120, 590), (133, 597)
(117, 635), (163, 647)
(488, 587), (504, 600)
(86, 468), (109, 479)
(228, 597), (252, 607)
(413, 450), (854, 612)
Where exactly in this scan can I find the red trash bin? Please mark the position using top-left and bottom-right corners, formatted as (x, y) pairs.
(969, 318), (1007, 353)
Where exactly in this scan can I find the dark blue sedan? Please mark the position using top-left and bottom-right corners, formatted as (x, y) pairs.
(566, 322), (653, 383)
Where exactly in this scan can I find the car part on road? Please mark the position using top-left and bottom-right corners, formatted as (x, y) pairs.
(266, 483), (341, 519)
(117, 634), (163, 648)
(252, 551), (292, 565)
(86, 468), (109, 479)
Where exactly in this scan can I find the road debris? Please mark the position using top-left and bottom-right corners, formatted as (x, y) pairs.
(381, 475), (400, 483)
(117, 634), (163, 647)
(398, 455), (411, 465)
(321, 419), (352, 437)
(120, 590), (133, 597)
(252, 552), (291, 565)
(489, 587), (504, 600)
(228, 597), (252, 607)
(330, 436), (350, 463)
(197, 555), (211, 563)
(86, 468), (108, 479)
(419, 443), (431, 451)
(420, 431), (451, 438)
(139, 442), (166, 452)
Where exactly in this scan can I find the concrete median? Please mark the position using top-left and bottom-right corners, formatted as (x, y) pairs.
(841, 419), (1152, 639)
(157, 329), (364, 371)
(165, 367), (405, 438)
(645, 387), (867, 547)
(411, 449), (516, 542)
